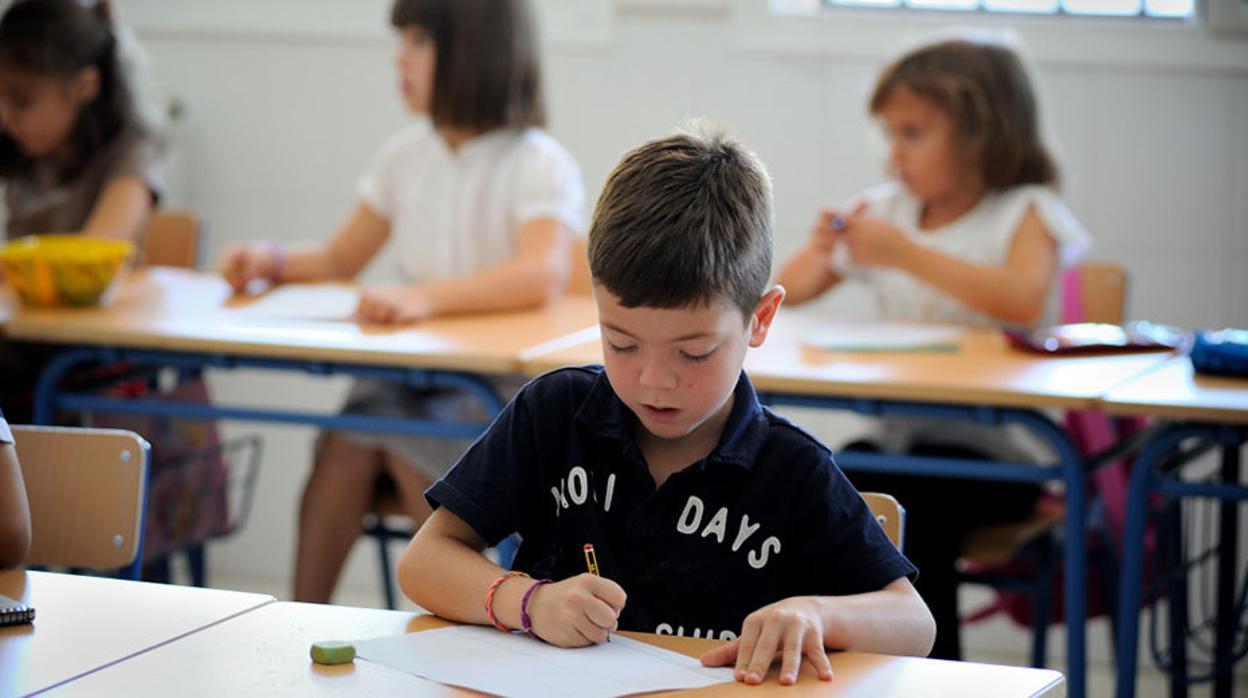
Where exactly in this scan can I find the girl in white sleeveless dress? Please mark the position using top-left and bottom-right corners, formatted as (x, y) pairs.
(778, 37), (1091, 661)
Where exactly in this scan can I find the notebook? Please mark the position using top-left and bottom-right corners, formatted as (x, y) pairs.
(0, 592), (35, 626)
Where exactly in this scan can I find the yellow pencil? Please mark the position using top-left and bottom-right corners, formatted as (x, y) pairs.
(583, 543), (600, 576)
(583, 543), (609, 641)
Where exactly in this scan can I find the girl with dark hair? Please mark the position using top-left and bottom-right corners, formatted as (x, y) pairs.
(778, 37), (1093, 660)
(218, 0), (585, 604)
(0, 0), (162, 242)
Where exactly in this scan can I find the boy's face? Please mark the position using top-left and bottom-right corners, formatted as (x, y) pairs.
(595, 286), (783, 446)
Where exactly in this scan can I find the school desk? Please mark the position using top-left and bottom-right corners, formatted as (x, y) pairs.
(0, 569), (273, 697)
(3, 266), (598, 443)
(1099, 357), (1248, 698)
(44, 600), (1066, 697)
(520, 310), (1175, 698)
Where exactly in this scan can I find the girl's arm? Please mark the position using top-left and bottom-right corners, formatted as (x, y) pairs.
(776, 209), (845, 305)
(283, 203), (391, 281)
(78, 176), (154, 242)
(0, 442), (31, 569)
(398, 507), (626, 647)
(846, 205), (1058, 326)
(219, 202), (390, 291)
(701, 577), (935, 685)
(355, 217), (571, 323)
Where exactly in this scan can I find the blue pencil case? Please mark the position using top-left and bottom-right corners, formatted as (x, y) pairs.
(1189, 328), (1248, 378)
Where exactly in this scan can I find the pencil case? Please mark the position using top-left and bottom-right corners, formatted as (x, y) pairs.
(1189, 328), (1248, 378)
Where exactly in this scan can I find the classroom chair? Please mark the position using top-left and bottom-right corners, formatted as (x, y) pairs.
(961, 262), (1128, 563)
(959, 260), (1132, 669)
(142, 210), (202, 268)
(862, 491), (905, 552)
(12, 425), (150, 580)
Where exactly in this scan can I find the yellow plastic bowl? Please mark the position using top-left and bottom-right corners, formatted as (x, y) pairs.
(0, 235), (135, 307)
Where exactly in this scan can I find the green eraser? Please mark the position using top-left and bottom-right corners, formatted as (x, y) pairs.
(310, 640), (356, 665)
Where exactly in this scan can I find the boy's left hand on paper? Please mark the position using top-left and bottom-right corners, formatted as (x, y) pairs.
(355, 285), (434, 324)
(699, 596), (834, 686)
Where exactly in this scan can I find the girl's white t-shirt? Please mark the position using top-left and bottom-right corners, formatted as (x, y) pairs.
(836, 182), (1092, 327)
(356, 120), (586, 284)
(833, 181), (1093, 462)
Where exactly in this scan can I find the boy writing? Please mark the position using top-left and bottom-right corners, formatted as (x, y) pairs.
(399, 125), (935, 685)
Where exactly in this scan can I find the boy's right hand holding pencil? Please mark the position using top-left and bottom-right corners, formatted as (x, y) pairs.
(524, 573), (626, 647)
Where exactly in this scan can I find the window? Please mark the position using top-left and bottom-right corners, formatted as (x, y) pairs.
(811, 0), (1194, 17)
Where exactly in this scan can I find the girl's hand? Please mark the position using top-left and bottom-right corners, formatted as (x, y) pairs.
(526, 573), (626, 648)
(219, 242), (282, 293)
(699, 597), (834, 686)
(355, 285), (434, 324)
(805, 208), (844, 256)
(840, 214), (914, 269)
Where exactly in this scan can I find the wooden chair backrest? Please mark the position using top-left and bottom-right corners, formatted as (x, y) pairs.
(861, 491), (905, 552)
(143, 210), (201, 268)
(12, 425), (149, 575)
(1072, 262), (1127, 324)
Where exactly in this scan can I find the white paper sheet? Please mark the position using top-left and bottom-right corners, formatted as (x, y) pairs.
(805, 321), (963, 352)
(233, 285), (359, 321)
(354, 625), (733, 698)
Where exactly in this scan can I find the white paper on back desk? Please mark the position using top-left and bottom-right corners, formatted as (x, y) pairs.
(354, 625), (733, 698)
(234, 284), (359, 321)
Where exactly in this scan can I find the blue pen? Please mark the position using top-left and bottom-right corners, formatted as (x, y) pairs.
(830, 214), (846, 232)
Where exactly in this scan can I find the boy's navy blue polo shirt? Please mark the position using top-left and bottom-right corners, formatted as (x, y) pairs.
(427, 366), (916, 641)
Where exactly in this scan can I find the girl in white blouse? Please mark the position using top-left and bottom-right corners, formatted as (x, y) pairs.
(219, 0), (585, 604)
(778, 37), (1090, 661)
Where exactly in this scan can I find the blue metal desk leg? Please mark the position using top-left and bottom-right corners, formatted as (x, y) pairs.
(1115, 426), (1186, 698)
(1165, 500), (1189, 698)
(1062, 448), (1088, 698)
(1213, 440), (1240, 698)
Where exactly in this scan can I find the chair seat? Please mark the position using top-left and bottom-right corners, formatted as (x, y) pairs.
(369, 492), (410, 519)
(961, 498), (1065, 567)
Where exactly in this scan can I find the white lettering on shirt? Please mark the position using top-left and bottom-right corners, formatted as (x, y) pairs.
(676, 495), (704, 534)
(747, 536), (782, 570)
(655, 622), (737, 641)
(551, 467), (616, 517)
(603, 472), (616, 513)
(674, 495), (780, 569)
(567, 465), (589, 505)
(700, 506), (728, 544)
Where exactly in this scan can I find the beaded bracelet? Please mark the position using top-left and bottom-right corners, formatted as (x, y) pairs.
(484, 571), (530, 632)
(520, 578), (553, 640)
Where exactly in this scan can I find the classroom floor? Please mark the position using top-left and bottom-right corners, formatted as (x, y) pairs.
(203, 565), (1247, 698)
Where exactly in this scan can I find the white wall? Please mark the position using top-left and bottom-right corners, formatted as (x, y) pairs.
(120, 0), (1247, 625)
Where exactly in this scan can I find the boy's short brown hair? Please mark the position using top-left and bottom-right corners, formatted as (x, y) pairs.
(588, 125), (773, 318)
(391, 0), (544, 131)
(870, 38), (1058, 189)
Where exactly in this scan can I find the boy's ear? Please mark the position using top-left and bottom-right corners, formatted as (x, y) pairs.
(748, 286), (785, 348)
(70, 66), (101, 104)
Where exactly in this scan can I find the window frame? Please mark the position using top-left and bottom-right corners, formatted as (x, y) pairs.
(735, 0), (1247, 73)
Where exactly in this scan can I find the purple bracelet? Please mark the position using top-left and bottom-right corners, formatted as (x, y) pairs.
(520, 578), (552, 640)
